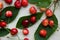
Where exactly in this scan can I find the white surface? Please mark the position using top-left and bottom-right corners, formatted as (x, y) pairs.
(0, 0), (60, 40)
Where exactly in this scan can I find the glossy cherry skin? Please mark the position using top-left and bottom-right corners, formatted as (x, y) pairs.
(30, 16), (36, 23)
(29, 6), (37, 15)
(22, 28), (29, 35)
(0, 21), (7, 28)
(24, 38), (29, 40)
(0, 2), (3, 9)
(14, 0), (21, 8)
(46, 9), (53, 17)
(22, 19), (29, 27)
(5, 10), (12, 18)
(4, 0), (12, 4)
(42, 19), (49, 27)
(39, 29), (47, 37)
(10, 28), (18, 35)
(49, 20), (54, 27)
(21, 0), (28, 7)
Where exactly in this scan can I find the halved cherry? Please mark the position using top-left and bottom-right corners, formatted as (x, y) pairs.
(49, 20), (54, 27)
(46, 9), (53, 17)
(29, 6), (37, 15)
(42, 19), (49, 27)
(39, 29), (47, 37)
(10, 28), (18, 35)
(22, 28), (29, 35)
(5, 10), (12, 18)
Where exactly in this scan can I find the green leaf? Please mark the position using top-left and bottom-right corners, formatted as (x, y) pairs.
(16, 12), (43, 29)
(0, 6), (19, 24)
(28, 0), (52, 8)
(34, 14), (58, 40)
(0, 28), (10, 37)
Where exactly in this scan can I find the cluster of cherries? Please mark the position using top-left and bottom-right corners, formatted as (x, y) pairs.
(0, 0), (54, 40)
(0, 0), (29, 40)
(22, 6), (37, 40)
(39, 9), (54, 37)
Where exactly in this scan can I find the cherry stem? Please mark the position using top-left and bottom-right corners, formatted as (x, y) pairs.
(4, 28), (10, 33)
(16, 34), (21, 40)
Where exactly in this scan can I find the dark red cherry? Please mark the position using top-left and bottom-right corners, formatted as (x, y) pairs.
(22, 19), (29, 27)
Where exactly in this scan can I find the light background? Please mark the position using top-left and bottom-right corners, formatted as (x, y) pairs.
(0, 0), (60, 40)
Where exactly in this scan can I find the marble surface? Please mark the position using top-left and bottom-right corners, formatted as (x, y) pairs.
(0, 0), (60, 40)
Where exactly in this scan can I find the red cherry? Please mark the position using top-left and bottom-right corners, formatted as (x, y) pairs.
(5, 11), (12, 18)
(29, 6), (37, 15)
(39, 29), (47, 37)
(42, 19), (49, 27)
(14, 0), (21, 8)
(22, 19), (29, 27)
(22, 28), (29, 35)
(24, 38), (29, 40)
(46, 9), (53, 17)
(0, 21), (7, 28)
(4, 0), (12, 4)
(21, 0), (28, 7)
(49, 20), (54, 27)
(10, 28), (18, 35)
(30, 16), (36, 23)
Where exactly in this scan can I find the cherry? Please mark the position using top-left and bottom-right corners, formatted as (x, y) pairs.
(24, 38), (29, 40)
(0, 2), (3, 9)
(5, 10), (12, 18)
(14, 0), (21, 8)
(4, 0), (12, 4)
(39, 29), (47, 37)
(49, 20), (54, 27)
(30, 16), (36, 23)
(46, 9), (53, 17)
(42, 19), (49, 27)
(10, 28), (18, 35)
(22, 19), (29, 27)
(21, 0), (28, 7)
(22, 28), (29, 35)
(0, 21), (7, 28)
(29, 6), (37, 15)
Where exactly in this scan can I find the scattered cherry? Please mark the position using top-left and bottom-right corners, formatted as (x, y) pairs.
(24, 38), (29, 40)
(39, 29), (47, 37)
(42, 19), (49, 27)
(0, 2), (3, 9)
(22, 28), (29, 35)
(30, 16), (36, 23)
(10, 28), (18, 35)
(22, 19), (29, 27)
(49, 20), (54, 27)
(0, 21), (7, 28)
(5, 10), (12, 18)
(4, 0), (12, 4)
(29, 6), (37, 15)
(14, 0), (21, 8)
(46, 9), (53, 17)
(21, 0), (28, 7)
